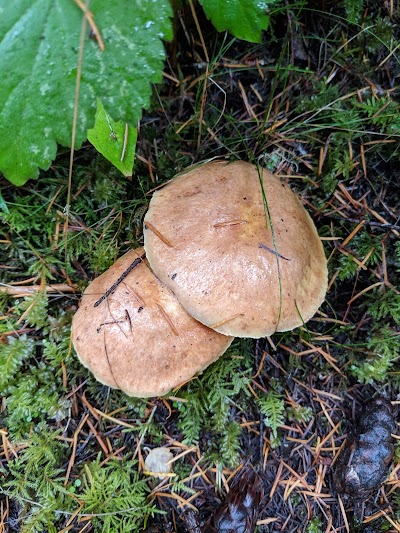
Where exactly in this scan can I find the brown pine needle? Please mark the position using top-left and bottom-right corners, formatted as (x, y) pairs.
(347, 281), (382, 306)
(94, 408), (137, 429)
(64, 413), (89, 486)
(85, 417), (109, 456)
(152, 491), (198, 511)
(338, 495), (350, 533)
(64, 4), (88, 265)
(144, 222), (173, 247)
(257, 518), (279, 526)
(269, 461), (284, 499)
(341, 220), (365, 247)
(238, 79), (258, 121)
(187, 0), (209, 63)
(73, 0), (105, 51)
(209, 313), (244, 329)
(213, 219), (247, 228)
(156, 303), (179, 336)
(303, 340), (345, 377)
(121, 282), (146, 308)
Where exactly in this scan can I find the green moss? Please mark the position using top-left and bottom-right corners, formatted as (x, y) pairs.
(175, 339), (253, 467)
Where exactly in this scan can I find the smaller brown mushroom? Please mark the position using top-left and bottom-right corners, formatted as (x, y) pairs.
(71, 248), (233, 397)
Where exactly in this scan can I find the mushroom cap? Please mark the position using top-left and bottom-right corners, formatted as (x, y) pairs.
(143, 160), (328, 338)
(71, 248), (233, 397)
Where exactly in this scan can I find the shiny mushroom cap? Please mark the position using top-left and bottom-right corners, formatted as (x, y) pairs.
(71, 248), (233, 397)
(143, 160), (328, 338)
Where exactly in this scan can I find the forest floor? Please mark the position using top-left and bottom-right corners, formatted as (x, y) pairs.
(1, 1), (400, 532)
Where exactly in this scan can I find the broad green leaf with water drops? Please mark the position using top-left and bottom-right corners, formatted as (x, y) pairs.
(0, 0), (172, 185)
(199, 0), (273, 43)
(87, 100), (137, 177)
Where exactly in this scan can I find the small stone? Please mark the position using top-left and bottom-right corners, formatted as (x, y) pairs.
(144, 447), (174, 476)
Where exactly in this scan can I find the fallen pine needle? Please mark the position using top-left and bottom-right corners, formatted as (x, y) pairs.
(210, 313), (244, 329)
(144, 222), (173, 247)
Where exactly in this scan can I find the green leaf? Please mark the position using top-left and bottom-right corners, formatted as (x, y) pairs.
(88, 100), (137, 177)
(0, 0), (172, 185)
(199, 0), (272, 43)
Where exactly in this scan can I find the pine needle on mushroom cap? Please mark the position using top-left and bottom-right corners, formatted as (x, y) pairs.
(71, 248), (233, 397)
(144, 160), (328, 338)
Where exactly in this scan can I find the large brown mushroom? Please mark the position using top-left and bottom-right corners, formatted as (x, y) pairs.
(71, 248), (233, 397)
(143, 160), (328, 338)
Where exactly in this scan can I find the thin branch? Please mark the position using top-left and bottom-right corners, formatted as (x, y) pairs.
(93, 253), (146, 307)
(73, 0), (105, 51)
